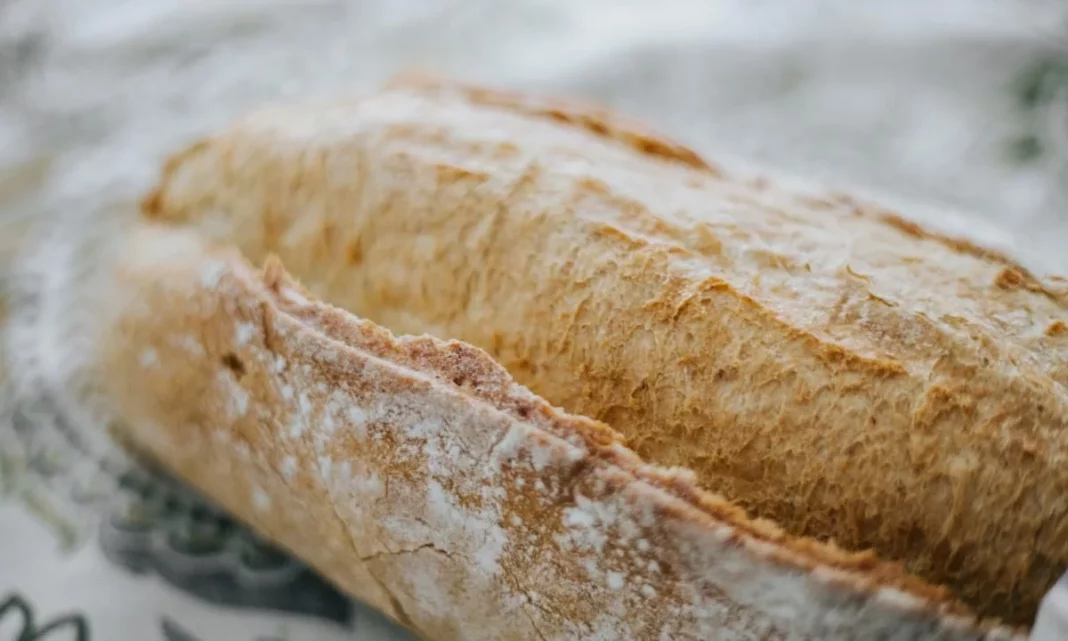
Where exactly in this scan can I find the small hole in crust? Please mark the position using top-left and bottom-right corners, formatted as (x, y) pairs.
(222, 352), (246, 378)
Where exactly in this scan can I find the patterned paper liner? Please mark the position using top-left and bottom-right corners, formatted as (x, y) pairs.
(0, 387), (359, 639)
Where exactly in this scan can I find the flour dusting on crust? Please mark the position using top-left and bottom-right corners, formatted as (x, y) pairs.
(73, 225), (1024, 640)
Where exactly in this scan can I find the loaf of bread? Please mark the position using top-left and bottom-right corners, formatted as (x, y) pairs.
(142, 75), (1068, 625)
(31, 220), (1017, 640)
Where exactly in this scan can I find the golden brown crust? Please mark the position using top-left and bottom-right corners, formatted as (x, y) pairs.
(384, 73), (719, 175)
(141, 76), (1068, 625)
(84, 223), (1020, 640)
(384, 73), (1063, 304)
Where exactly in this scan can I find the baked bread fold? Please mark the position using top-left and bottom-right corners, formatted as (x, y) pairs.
(53, 222), (1017, 640)
(142, 75), (1068, 625)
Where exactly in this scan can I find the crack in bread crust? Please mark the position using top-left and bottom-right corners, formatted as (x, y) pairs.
(88, 224), (1023, 640)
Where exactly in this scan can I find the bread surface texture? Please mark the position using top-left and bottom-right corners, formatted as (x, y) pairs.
(143, 76), (1068, 624)
(59, 222), (1022, 640)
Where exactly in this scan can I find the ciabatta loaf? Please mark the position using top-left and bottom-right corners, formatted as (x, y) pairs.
(37, 221), (1020, 640)
(143, 76), (1068, 624)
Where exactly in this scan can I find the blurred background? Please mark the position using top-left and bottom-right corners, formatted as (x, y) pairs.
(3, 0), (1068, 270)
(3, 1), (1068, 639)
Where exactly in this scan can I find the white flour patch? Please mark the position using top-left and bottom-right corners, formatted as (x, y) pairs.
(317, 455), (333, 480)
(200, 260), (226, 288)
(139, 348), (158, 367)
(172, 335), (205, 356)
(235, 322), (255, 345)
(232, 384), (249, 417)
(215, 370), (249, 418)
(280, 455), (297, 481)
(351, 470), (383, 498)
(252, 484), (271, 511)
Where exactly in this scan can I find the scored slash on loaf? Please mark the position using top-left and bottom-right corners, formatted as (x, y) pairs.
(51, 222), (1016, 641)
